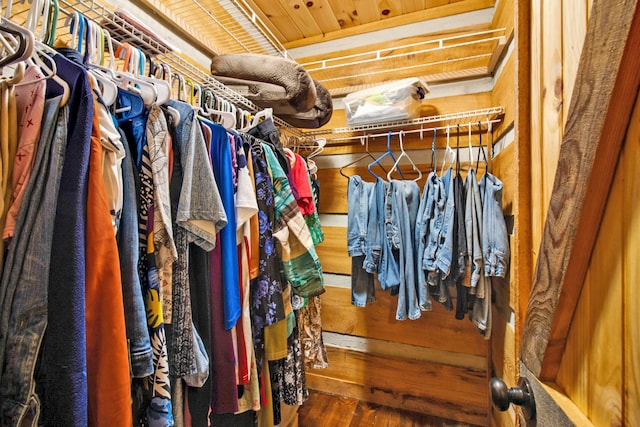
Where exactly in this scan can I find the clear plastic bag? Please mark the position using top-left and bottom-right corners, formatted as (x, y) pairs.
(344, 77), (428, 126)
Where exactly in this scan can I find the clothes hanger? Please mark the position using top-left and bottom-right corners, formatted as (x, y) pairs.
(247, 107), (272, 129)
(113, 41), (157, 105)
(440, 125), (455, 176)
(43, 0), (58, 46)
(368, 131), (403, 180)
(80, 19), (117, 106)
(307, 138), (325, 159)
(0, 18), (30, 68)
(386, 130), (422, 182)
(199, 88), (236, 129)
(476, 121), (489, 174)
(340, 135), (387, 179)
(430, 128), (437, 173)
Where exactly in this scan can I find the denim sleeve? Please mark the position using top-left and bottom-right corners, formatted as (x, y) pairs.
(482, 173), (510, 278)
(363, 179), (382, 274)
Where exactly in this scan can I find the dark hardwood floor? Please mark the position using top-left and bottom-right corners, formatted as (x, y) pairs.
(298, 391), (484, 427)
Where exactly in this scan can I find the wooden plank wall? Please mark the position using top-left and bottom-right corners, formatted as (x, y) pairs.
(555, 90), (640, 426)
(529, 0), (589, 269)
(488, 0), (519, 426)
(307, 2), (517, 426)
(530, 0), (640, 423)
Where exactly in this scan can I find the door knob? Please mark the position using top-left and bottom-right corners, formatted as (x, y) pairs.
(490, 376), (536, 420)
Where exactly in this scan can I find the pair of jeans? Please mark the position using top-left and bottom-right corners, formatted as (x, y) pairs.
(480, 172), (510, 278)
(0, 96), (66, 425)
(347, 176), (375, 306)
(387, 180), (421, 320)
(378, 180), (400, 291)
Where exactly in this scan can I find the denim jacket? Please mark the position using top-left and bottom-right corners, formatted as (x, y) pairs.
(480, 172), (510, 277)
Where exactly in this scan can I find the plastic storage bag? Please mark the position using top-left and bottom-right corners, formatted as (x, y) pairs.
(344, 77), (428, 126)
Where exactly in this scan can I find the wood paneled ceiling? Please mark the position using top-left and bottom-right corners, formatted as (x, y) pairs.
(135, 0), (501, 94)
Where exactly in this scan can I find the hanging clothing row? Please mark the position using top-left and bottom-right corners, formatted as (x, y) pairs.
(345, 126), (510, 339)
(0, 7), (328, 427)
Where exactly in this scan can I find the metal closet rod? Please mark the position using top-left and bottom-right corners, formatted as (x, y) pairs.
(324, 119), (502, 143)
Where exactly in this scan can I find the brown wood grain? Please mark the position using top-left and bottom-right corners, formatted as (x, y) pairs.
(623, 97), (640, 427)
(491, 0), (514, 37)
(491, 52), (515, 145)
(320, 286), (489, 357)
(586, 166), (624, 426)
(315, 226), (350, 274)
(513, 0), (532, 378)
(283, 0), (496, 49)
(306, 346), (488, 425)
(520, 0), (640, 378)
(298, 390), (479, 427)
(303, 0), (342, 34)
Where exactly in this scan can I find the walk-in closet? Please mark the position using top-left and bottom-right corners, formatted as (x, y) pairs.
(0, 0), (639, 426)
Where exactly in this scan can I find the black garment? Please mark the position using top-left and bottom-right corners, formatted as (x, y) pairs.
(247, 118), (290, 175)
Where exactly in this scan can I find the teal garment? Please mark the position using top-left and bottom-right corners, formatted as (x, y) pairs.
(261, 143), (324, 298)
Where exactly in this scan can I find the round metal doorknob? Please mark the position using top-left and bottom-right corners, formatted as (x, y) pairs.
(490, 376), (536, 420)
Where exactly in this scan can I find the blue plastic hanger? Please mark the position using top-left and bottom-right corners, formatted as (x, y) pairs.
(368, 131), (404, 180)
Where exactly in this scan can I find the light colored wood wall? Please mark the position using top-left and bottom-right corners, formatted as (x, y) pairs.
(310, 2), (518, 425)
(529, 0), (589, 268)
(555, 90), (640, 427)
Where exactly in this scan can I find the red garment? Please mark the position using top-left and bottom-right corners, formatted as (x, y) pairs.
(290, 153), (315, 215)
(85, 102), (132, 426)
(210, 239), (239, 413)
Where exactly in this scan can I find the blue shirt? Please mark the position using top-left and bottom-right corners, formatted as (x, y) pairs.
(201, 119), (240, 330)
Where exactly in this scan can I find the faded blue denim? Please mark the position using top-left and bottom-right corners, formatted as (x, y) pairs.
(0, 97), (66, 425)
(465, 169), (484, 292)
(480, 172), (510, 278)
(347, 175), (374, 257)
(347, 176), (376, 306)
(378, 180), (401, 291)
(117, 127), (154, 378)
(363, 177), (383, 274)
(387, 180), (421, 321)
(415, 171), (437, 311)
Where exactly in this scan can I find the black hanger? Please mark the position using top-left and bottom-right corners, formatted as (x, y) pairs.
(0, 21), (29, 68)
(476, 121), (488, 174)
(430, 128), (437, 173)
(455, 124), (461, 175)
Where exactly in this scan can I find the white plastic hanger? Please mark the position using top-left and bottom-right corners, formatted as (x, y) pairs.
(307, 138), (326, 159)
(387, 131), (422, 181)
(200, 90), (236, 129)
(440, 125), (455, 175)
(83, 20), (118, 106)
(113, 41), (157, 105)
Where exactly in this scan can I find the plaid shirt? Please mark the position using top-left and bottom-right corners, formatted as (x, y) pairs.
(262, 143), (324, 298)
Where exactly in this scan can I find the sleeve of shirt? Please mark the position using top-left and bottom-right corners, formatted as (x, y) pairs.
(174, 104), (227, 251)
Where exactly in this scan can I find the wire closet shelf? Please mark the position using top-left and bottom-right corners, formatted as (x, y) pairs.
(4, 0), (301, 133)
(301, 28), (508, 96)
(302, 106), (504, 143)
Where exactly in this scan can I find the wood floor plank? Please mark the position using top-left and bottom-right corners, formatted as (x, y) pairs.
(299, 390), (482, 427)
(298, 391), (358, 426)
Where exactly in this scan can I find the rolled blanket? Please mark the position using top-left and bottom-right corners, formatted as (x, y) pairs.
(210, 53), (317, 114)
(279, 80), (333, 129)
(213, 75), (301, 116)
